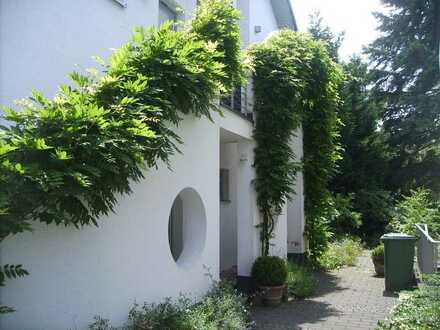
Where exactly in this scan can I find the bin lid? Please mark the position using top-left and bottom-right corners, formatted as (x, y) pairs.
(380, 233), (417, 240)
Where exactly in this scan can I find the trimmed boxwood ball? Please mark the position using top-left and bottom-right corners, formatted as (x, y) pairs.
(252, 256), (288, 287)
(371, 244), (384, 263)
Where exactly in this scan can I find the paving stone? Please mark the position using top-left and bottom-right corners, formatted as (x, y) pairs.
(251, 253), (398, 330)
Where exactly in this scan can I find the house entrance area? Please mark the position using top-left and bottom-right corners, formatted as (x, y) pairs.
(219, 128), (240, 280)
(218, 125), (260, 286)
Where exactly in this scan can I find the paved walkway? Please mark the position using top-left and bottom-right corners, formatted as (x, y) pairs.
(252, 253), (398, 330)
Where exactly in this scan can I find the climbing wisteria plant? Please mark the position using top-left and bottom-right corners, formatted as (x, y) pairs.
(0, 0), (244, 312)
(248, 30), (343, 257)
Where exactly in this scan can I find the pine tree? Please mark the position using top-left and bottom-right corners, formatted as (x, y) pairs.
(367, 0), (440, 194)
(307, 12), (344, 63)
(308, 15), (394, 241)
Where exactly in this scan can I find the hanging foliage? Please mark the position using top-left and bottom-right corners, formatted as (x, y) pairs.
(191, 0), (246, 90)
(0, 0), (243, 312)
(248, 30), (343, 257)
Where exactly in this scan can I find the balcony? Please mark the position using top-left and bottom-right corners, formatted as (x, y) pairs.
(220, 85), (254, 122)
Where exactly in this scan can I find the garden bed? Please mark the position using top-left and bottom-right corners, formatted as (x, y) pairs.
(377, 274), (440, 330)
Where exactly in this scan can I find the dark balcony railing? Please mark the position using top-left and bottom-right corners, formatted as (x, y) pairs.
(220, 86), (253, 122)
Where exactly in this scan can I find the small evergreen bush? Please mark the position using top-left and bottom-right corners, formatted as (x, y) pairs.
(251, 256), (288, 287)
(371, 244), (384, 264)
(286, 262), (317, 298)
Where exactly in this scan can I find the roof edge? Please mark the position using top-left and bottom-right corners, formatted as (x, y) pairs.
(270, 0), (298, 31)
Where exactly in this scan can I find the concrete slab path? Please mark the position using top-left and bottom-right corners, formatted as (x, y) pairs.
(252, 252), (398, 330)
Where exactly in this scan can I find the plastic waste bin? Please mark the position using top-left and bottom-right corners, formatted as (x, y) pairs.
(381, 233), (417, 291)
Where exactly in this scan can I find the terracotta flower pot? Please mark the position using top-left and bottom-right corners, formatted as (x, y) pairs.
(372, 258), (384, 276)
(258, 285), (285, 306)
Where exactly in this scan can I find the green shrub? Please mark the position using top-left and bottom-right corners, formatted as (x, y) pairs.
(377, 274), (440, 330)
(191, 0), (246, 90)
(388, 188), (440, 239)
(286, 262), (317, 298)
(126, 298), (191, 330)
(371, 244), (384, 264)
(88, 281), (249, 330)
(318, 237), (363, 271)
(252, 256), (288, 286)
(185, 281), (249, 330)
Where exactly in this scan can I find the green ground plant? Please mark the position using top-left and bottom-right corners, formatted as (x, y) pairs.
(376, 275), (440, 330)
(88, 281), (249, 330)
(318, 237), (363, 271)
(286, 262), (317, 299)
(371, 244), (384, 264)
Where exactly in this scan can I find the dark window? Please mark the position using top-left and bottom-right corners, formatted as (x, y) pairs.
(220, 168), (230, 202)
(168, 196), (183, 261)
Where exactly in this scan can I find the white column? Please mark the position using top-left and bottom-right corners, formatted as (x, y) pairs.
(236, 139), (260, 277)
(287, 127), (306, 254)
(270, 205), (288, 258)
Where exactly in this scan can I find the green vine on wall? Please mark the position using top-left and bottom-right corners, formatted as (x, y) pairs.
(248, 30), (343, 257)
(0, 0), (244, 312)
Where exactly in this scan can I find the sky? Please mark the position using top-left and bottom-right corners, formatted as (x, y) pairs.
(292, 0), (388, 61)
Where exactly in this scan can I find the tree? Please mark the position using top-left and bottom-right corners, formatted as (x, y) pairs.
(332, 56), (394, 242)
(308, 15), (394, 242)
(308, 11), (345, 62)
(367, 0), (440, 194)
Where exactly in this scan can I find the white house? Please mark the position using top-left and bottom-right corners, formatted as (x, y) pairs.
(0, 1), (304, 329)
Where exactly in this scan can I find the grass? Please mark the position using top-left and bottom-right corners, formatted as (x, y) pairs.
(318, 237), (364, 271)
(286, 262), (317, 298)
(376, 275), (440, 330)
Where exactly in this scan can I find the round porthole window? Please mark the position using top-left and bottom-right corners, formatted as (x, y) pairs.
(168, 188), (207, 266)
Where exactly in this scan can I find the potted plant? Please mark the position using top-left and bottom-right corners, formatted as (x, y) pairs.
(371, 244), (385, 276)
(251, 256), (288, 306)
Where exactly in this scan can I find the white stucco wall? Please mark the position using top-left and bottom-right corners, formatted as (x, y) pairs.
(249, 0), (279, 43)
(0, 0), (196, 110)
(0, 1), (219, 329)
(237, 0), (251, 47)
(0, 114), (219, 330)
